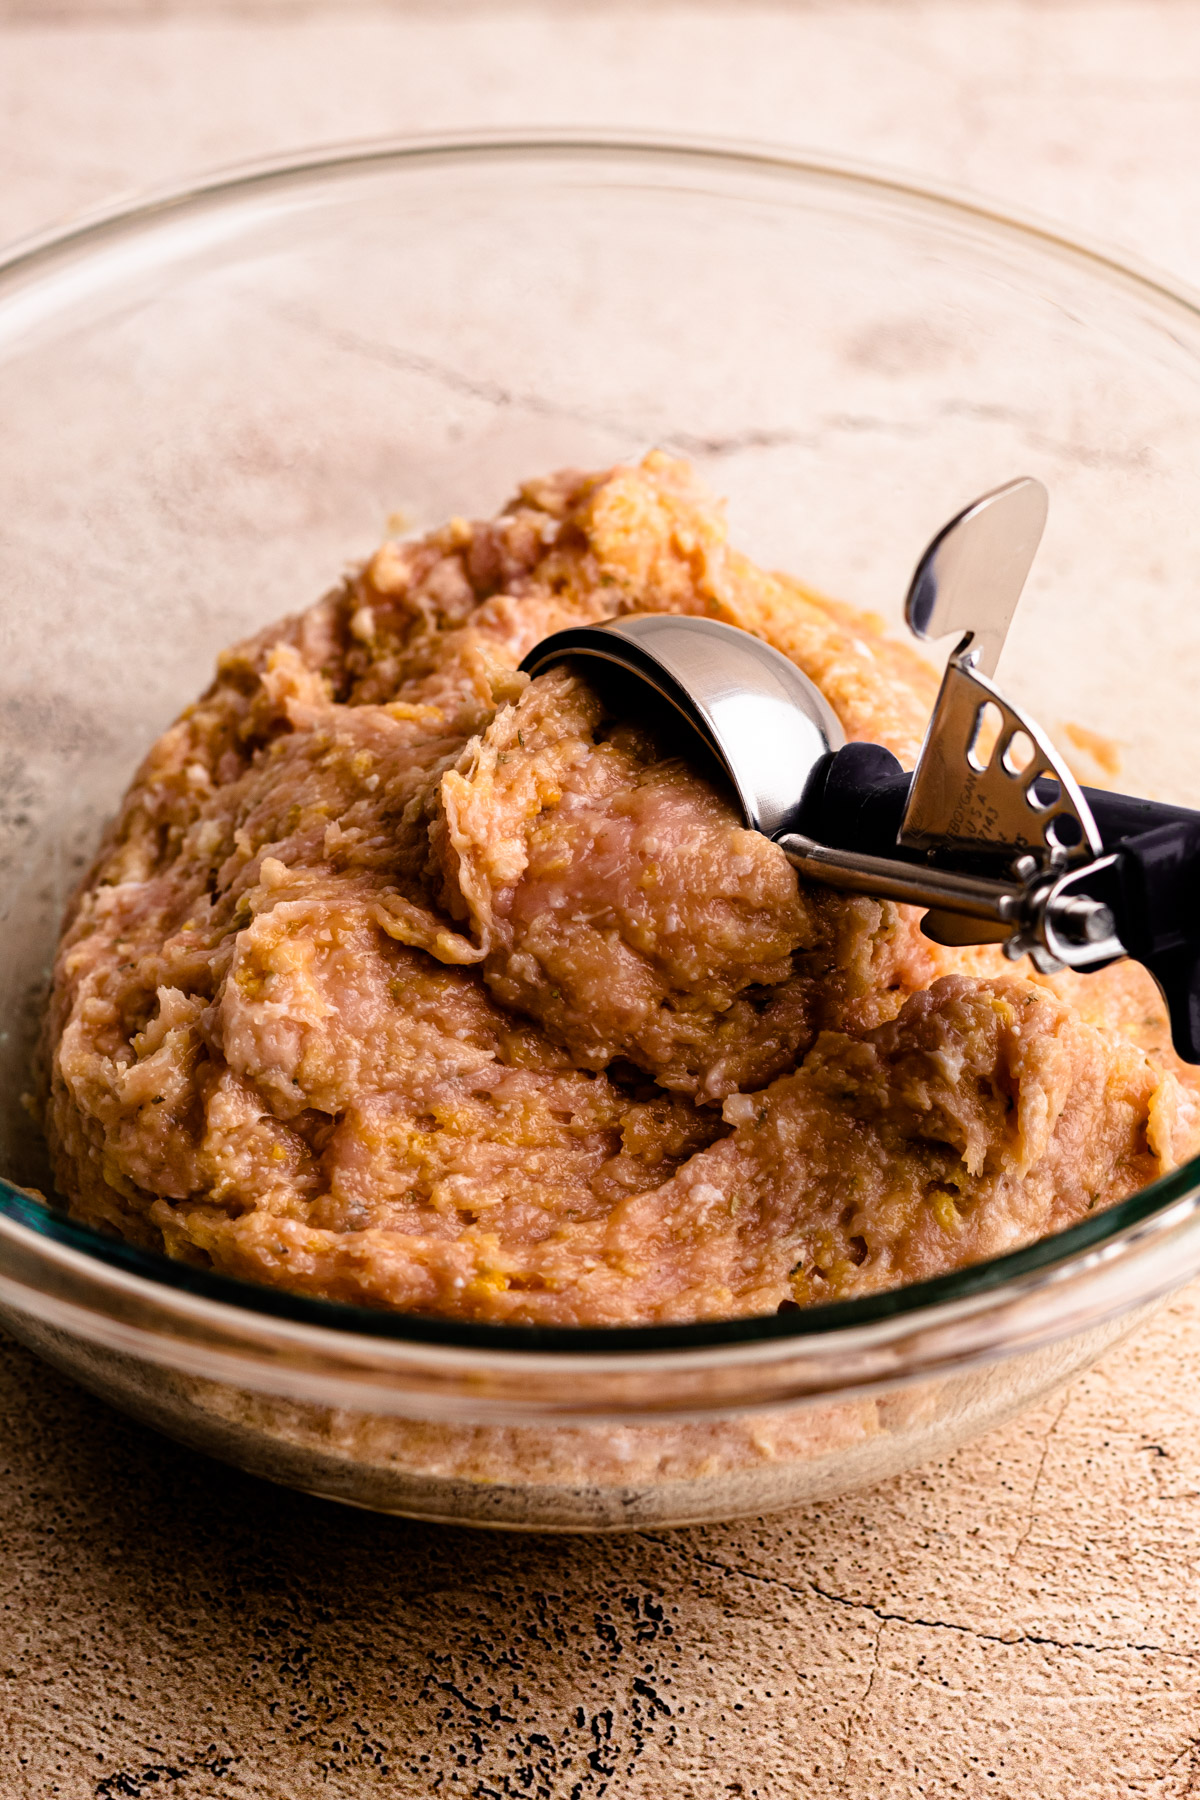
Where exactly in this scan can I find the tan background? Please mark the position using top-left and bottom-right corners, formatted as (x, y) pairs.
(3, 4), (1200, 1795)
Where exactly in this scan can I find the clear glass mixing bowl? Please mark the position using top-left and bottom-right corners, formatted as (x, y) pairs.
(3, 133), (1200, 1531)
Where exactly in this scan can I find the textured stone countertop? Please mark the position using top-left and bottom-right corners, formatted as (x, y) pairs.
(3, 4), (1200, 1795)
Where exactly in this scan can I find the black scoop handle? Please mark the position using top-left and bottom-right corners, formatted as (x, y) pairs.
(802, 741), (1200, 859)
(802, 743), (1200, 1060)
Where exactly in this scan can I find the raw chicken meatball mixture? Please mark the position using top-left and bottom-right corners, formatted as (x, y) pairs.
(39, 455), (1200, 1323)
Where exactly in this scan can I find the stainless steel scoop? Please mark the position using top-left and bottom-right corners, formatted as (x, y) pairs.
(522, 483), (1200, 1061)
(517, 609), (846, 838)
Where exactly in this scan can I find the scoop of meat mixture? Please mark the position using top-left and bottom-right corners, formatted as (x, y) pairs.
(39, 453), (1200, 1323)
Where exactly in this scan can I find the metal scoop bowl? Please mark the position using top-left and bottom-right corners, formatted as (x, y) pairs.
(520, 611), (844, 839)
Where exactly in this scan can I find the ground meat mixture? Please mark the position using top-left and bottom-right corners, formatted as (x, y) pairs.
(39, 454), (1200, 1323)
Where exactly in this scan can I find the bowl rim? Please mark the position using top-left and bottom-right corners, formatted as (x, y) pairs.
(5, 124), (1200, 324)
(6, 126), (1200, 1361)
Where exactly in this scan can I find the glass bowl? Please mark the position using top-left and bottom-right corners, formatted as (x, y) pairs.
(4, 133), (1200, 1532)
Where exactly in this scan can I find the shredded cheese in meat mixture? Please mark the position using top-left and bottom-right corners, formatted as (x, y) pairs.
(40, 454), (1200, 1323)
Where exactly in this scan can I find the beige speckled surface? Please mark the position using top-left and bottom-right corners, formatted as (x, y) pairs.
(3, 1296), (1199, 1796)
(4, 3), (1200, 1794)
